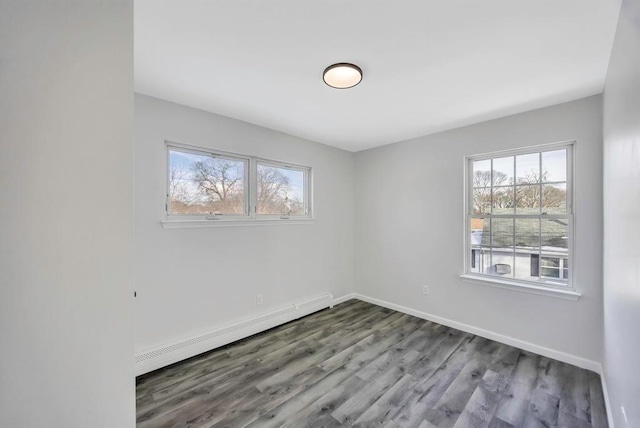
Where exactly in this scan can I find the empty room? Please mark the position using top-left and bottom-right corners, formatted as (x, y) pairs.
(2, 0), (640, 427)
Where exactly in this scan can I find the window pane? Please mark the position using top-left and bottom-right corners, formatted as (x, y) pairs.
(472, 188), (491, 214)
(469, 218), (491, 274)
(516, 153), (540, 184)
(542, 183), (567, 214)
(541, 219), (569, 251)
(541, 257), (560, 268)
(492, 186), (514, 214)
(515, 218), (540, 250)
(492, 156), (514, 186)
(541, 149), (567, 182)
(541, 219), (569, 284)
(470, 218), (488, 246)
(490, 218), (514, 278)
(257, 163), (306, 215)
(472, 160), (491, 188)
(169, 149), (245, 215)
(515, 185), (540, 214)
(541, 267), (560, 278)
(515, 218), (540, 281)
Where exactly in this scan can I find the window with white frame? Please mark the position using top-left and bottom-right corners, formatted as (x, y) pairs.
(256, 161), (309, 217)
(167, 143), (311, 220)
(465, 143), (573, 289)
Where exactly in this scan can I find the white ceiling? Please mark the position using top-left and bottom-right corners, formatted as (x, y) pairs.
(135, 0), (621, 152)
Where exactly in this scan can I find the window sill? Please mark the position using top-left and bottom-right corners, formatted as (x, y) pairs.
(459, 274), (582, 301)
(161, 218), (315, 229)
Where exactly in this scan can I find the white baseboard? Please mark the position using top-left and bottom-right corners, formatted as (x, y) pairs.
(351, 293), (601, 373)
(332, 292), (356, 306)
(135, 293), (338, 376)
(598, 365), (615, 428)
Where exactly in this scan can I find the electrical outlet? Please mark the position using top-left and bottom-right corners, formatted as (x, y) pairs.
(621, 406), (628, 424)
(422, 285), (429, 295)
(256, 293), (263, 305)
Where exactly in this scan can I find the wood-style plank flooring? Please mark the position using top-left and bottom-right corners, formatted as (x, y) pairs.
(136, 300), (608, 427)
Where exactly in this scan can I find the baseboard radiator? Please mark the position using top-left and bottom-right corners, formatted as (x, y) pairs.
(135, 293), (334, 376)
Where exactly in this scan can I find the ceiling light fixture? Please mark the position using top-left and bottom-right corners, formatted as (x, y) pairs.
(323, 63), (362, 89)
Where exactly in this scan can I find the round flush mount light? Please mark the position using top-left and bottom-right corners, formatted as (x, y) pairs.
(323, 63), (363, 89)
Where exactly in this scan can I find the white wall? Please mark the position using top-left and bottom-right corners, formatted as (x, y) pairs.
(355, 95), (603, 363)
(602, 0), (640, 425)
(0, 1), (135, 427)
(134, 94), (354, 352)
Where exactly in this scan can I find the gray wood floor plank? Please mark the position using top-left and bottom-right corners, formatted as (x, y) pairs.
(135, 300), (608, 427)
(390, 337), (496, 427)
(215, 318), (423, 428)
(492, 351), (540, 427)
(138, 305), (387, 417)
(137, 299), (367, 393)
(279, 374), (367, 428)
(588, 371), (608, 428)
(331, 351), (422, 424)
(419, 340), (502, 428)
(559, 364), (592, 423)
(245, 367), (356, 428)
(349, 328), (471, 426)
(248, 320), (427, 427)
(137, 337), (324, 424)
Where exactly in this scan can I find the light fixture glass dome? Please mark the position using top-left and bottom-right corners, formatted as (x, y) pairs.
(323, 63), (362, 89)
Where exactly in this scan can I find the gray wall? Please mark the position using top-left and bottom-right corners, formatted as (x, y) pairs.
(134, 94), (355, 353)
(0, 1), (135, 427)
(603, 0), (640, 425)
(355, 95), (603, 363)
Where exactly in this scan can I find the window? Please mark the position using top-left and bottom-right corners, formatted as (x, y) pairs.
(531, 255), (569, 280)
(256, 161), (309, 217)
(168, 146), (248, 216)
(166, 143), (311, 222)
(465, 143), (573, 290)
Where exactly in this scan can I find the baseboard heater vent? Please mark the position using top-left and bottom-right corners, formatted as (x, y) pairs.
(135, 293), (334, 376)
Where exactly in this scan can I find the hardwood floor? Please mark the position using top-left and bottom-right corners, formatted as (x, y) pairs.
(136, 300), (608, 427)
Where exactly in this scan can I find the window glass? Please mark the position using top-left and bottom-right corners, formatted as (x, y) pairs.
(516, 153), (540, 184)
(490, 218), (514, 278)
(167, 145), (311, 221)
(466, 144), (572, 288)
(542, 183), (567, 214)
(169, 149), (246, 215)
(515, 185), (540, 214)
(257, 163), (307, 216)
(515, 219), (540, 282)
(542, 149), (567, 182)
(492, 156), (514, 186)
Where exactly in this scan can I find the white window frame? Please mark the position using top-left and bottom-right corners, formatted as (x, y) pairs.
(163, 141), (313, 228)
(166, 144), (251, 219)
(254, 159), (311, 219)
(460, 141), (581, 300)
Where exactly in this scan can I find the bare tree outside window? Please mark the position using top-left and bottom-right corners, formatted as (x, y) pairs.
(168, 149), (246, 215)
(257, 163), (305, 215)
(472, 166), (567, 215)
